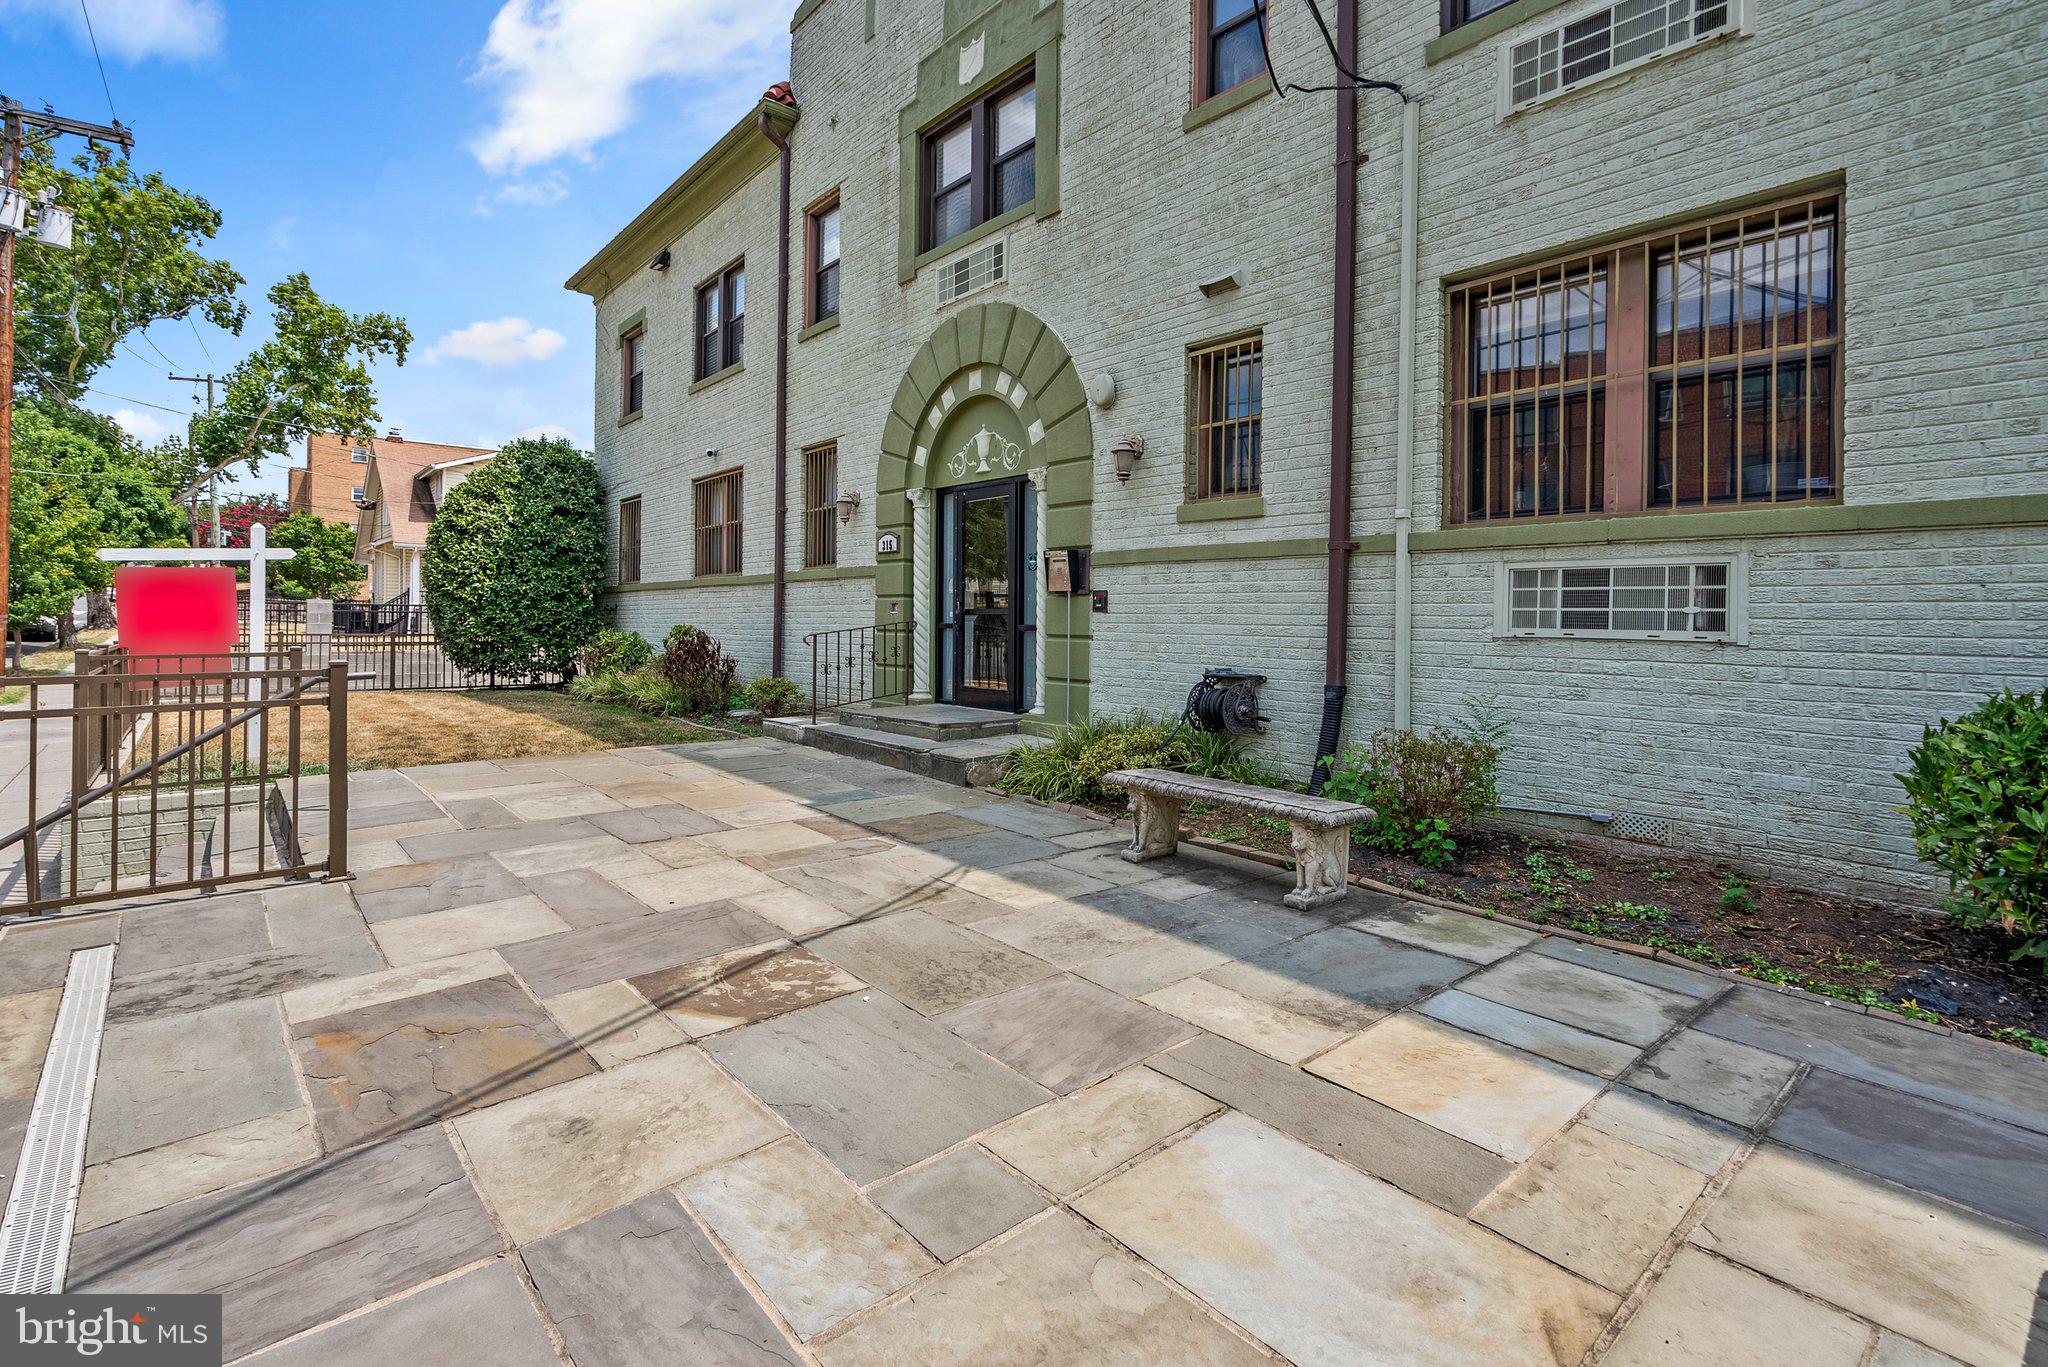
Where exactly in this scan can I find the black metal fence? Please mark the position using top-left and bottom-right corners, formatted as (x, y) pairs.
(230, 599), (560, 690)
(805, 621), (914, 720)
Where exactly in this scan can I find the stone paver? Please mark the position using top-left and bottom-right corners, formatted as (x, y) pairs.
(521, 866), (656, 927)
(940, 975), (1197, 1095)
(454, 1045), (782, 1244)
(249, 1260), (560, 1367)
(683, 1136), (935, 1337)
(76, 1106), (320, 1234)
(369, 893), (569, 965)
(1346, 898), (1537, 963)
(280, 947), (507, 1023)
(116, 894), (266, 973)
(1417, 988), (1641, 1078)
(539, 979), (688, 1065)
(87, 996), (302, 1164)
(0, 986), (58, 1098)
(983, 1065), (1220, 1195)
(631, 939), (864, 1036)
(1579, 1088), (1743, 1175)
(707, 991), (1047, 1184)
(498, 899), (779, 998)
(1627, 1027), (1799, 1126)
(352, 855), (525, 921)
(1693, 1143), (2048, 1365)
(522, 1192), (802, 1366)
(1461, 951), (1700, 1047)
(107, 936), (382, 1022)
(1604, 1245), (1874, 1366)
(869, 1145), (1048, 1261)
(1204, 926), (1471, 1031)
(1076, 1112), (1616, 1366)
(1308, 1013), (1605, 1161)
(1141, 976), (1345, 1064)
(291, 975), (596, 1149)
(808, 910), (1054, 1014)
(815, 1211), (1273, 1367)
(69, 1126), (502, 1360)
(0, 913), (118, 994)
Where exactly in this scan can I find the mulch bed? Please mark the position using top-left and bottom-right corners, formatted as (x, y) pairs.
(1171, 804), (2048, 1053)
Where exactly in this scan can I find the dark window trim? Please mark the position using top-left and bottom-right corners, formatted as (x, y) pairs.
(806, 190), (841, 328)
(692, 467), (744, 577)
(1440, 0), (1517, 35)
(620, 326), (645, 418)
(1195, 0), (1270, 104)
(802, 442), (839, 569)
(617, 495), (642, 584)
(919, 67), (1035, 255)
(1185, 329), (1265, 502)
(694, 258), (745, 382)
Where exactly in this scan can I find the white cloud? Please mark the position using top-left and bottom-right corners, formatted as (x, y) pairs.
(512, 423), (575, 443)
(423, 317), (568, 367)
(474, 172), (569, 217)
(470, 0), (787, 172)
(0, 0), (222, 60)
(111, 407), (171, 444)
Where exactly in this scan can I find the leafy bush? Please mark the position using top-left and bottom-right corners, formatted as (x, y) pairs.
(999, 714), (1277, 807)
(268, 513), (366, 600)
(1898, 687), (2048, 972)
(569, 667), (711, 720)
(655, 625), (739, 716)
(745, 676), (807, 717)
(422, 438), (608, 679)
(1321, 727), (1501, 868)
(579, 627), (653, 678)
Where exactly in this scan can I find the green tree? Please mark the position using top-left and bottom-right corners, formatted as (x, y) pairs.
(422, 438), (606, 678)
(13, 142), (245, 401)
(188, 275), (409, 483)
(268, 513), (365, 600)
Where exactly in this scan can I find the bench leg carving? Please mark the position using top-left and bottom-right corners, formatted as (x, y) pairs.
(1283, 823), (1351, 911)
(1123, 793), (1181, 864)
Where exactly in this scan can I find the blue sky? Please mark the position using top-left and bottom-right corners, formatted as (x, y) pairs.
(0, 0), (791, 496)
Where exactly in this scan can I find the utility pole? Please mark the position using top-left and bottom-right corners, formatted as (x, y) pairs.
(170, 373), (219, 547)
(0, 98), (132, 640)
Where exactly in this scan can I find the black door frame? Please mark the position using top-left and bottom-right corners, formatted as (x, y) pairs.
(942, 476), (1025, 711)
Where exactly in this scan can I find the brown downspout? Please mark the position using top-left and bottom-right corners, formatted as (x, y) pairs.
(1310, 0), (1361, 793)
(759, 102), (794, 678)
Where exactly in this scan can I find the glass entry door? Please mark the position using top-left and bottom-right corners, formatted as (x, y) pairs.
(945, 478), (1023, 710)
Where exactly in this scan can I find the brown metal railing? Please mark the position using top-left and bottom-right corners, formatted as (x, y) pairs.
(0, 649), (349, 917)
(805, 621), (914, 721)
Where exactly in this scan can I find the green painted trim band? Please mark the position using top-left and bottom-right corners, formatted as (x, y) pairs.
(1181, 74), (1274, 132)
(787, 564), (876, 583)
(616, 409), (644, 429)
(608, 572), (774, 593)
(792, 0), (828, 31)
(688, 361), (745, 395)
(615, 308), (648, 341)
(1176, 495), (1267, 524)
(1094, 536), (1329, 567)
(912, 203), (1035, 277)
(1424, 0), (1572, 65)
(796, 313), (841, 343)
(1410, 494), (2048, 551)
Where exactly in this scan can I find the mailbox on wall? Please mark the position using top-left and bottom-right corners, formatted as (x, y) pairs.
(1045, 548), (1090, 594)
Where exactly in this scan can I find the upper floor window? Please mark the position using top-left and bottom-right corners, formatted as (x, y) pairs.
(1198, 0), (1270, 101)
(350, 486), (365, 503)
(350, 446), (369, 463)
(1446, 192), (1839, 524)
(922, 72), (1035, 253)
(695, 262), (745, 380)
(618, 496), (642, 584)
(621, 326), (645, 416)
(1186, 332), (1263, 501)
(1439, 0), (1518, 33)
(808, 195), (841, 325)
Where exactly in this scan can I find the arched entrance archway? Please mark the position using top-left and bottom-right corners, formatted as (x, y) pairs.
(875, 304), (1093, 724)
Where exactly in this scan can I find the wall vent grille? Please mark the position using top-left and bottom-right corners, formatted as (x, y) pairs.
(1610, 812), (1673, 845)
(937, 239), (1006, 308)
(1506, 0), (1742, 113)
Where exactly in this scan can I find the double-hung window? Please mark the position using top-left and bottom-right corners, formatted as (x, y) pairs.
(1198, 0), (1270, 101)
(695, 262), (744, 381)
(1439, 0), (1518, 33)
(693, 469), (743, 577)
(808, 196), (841, 325)
(1446, 192), (1839, 524)
(922, 72), (1035, 253)
(1187, 333), (1263, 501)
(621, 326), (645, 416)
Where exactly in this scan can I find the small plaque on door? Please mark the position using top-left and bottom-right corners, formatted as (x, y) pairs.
(1046, 548), (1071, 593)
(876, 532), (901, 556)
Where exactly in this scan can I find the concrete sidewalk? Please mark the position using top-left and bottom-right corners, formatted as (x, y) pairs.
(1, 736), (2043, 1365)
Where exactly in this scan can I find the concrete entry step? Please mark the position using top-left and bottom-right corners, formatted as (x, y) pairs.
(833, 703), (1022, 742)
(763, 717), (1044, 788)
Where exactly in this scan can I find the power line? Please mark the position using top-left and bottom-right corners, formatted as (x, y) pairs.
(186, 314), (214, 366)
(76, 0), (120, 125)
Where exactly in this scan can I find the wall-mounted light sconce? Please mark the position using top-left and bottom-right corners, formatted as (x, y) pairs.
(650, 248), (672, 272)
(1111, 435), (1144, 483)
(836, 489), (863, 523)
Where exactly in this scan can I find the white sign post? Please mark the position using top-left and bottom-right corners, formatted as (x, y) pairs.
(98, 522), (298, 765)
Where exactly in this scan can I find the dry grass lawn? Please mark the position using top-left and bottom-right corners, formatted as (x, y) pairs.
(280, 689), (731, 770)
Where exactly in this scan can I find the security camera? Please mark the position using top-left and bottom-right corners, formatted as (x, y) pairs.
(705, 447), (718, 459)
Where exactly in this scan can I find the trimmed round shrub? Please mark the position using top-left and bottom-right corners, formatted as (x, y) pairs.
(1899, 687), (2048, 971)
(745, 675), (807, 717)
(580, 627), (653, 677)
(422, 438), (609, 679)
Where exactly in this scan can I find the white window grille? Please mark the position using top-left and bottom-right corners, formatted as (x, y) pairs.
(937, 239), (1006, 308)
(1504, 0), (1745, 114)
(1500, 557), (1743, 640)
(351, 447), (369, 462)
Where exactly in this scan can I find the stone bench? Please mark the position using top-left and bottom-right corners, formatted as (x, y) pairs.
(1102, 768), (1374, 913)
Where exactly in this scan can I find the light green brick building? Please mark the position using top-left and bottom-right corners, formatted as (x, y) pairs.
(570, 0), (2048, 899)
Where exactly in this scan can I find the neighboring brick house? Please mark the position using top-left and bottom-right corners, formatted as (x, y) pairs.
(567, 0), (2046, 899)
(350, 435), (496, 609)
(286, 434), (377, 596)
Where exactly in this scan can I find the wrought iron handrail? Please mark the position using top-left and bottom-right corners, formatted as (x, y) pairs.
(804, 621), (915, 721)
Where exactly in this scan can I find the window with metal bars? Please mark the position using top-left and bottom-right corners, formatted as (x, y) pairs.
(1186, 333), (1263, 501)
(693, 469), (743, 576)
(1445, 191), (1839, 525)
(803, 444), (838, 569)
(808, 195), (840, 326)
(621, 326), (645, 415)
(922, 72), (1035, 253)
(695, 262), (744, 381)
(1506, 562), (1731, 639)
(618, 496), (641, 584)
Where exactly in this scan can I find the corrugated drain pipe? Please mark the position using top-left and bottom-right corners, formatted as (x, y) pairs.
(758, 101), (794, 678)
(1310, 0), (1361, 795)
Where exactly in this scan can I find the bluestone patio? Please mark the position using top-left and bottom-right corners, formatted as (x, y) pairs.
(2, 737), (2043, 1365)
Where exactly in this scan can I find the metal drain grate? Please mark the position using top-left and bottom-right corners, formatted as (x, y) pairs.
(0, 943), (115, 1294)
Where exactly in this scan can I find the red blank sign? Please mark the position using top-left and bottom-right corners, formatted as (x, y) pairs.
(115, 566), (238, 667)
